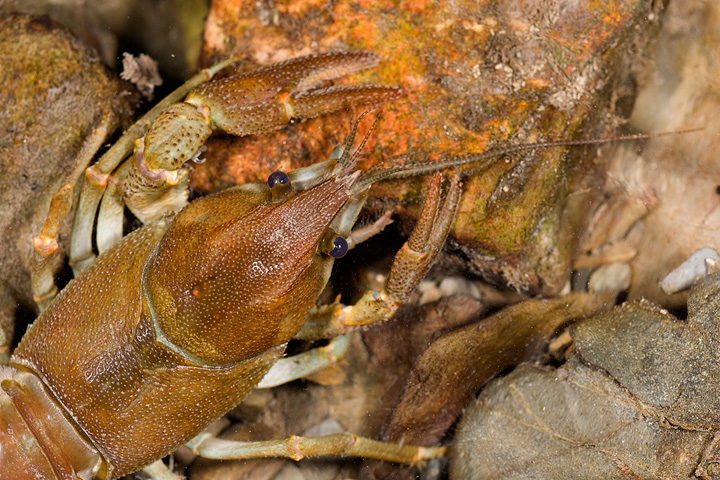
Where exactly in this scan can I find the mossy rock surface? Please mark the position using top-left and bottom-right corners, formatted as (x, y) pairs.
(190, 0), (660, 295)
(0, 13), (133, 337)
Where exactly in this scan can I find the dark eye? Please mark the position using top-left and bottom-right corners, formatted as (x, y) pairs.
(328, 236), (349, 258)
(267, 171), (290, 188)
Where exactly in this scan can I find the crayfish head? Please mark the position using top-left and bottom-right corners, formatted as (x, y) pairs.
(143, 168), (361, 365)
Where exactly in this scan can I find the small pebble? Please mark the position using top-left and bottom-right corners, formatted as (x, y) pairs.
(660, 247), (720, 295)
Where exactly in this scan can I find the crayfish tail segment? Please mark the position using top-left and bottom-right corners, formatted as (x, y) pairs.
(0, 368), (108, 480)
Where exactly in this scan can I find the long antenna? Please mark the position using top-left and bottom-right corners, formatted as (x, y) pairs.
(354, 128), (703, 190)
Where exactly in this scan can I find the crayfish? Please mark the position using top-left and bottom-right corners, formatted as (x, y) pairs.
(0, 51), (687, 480)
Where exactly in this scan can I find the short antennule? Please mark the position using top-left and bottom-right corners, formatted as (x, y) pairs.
(334, 108), (382, 178)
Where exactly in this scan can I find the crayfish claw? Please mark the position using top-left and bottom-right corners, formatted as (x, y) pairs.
(185, 51), (403, 137)
(291, 84), (403, 121)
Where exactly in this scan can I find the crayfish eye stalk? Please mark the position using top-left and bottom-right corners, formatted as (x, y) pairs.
(267, 170), (294, 203)
(320, 231), (349, 258)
